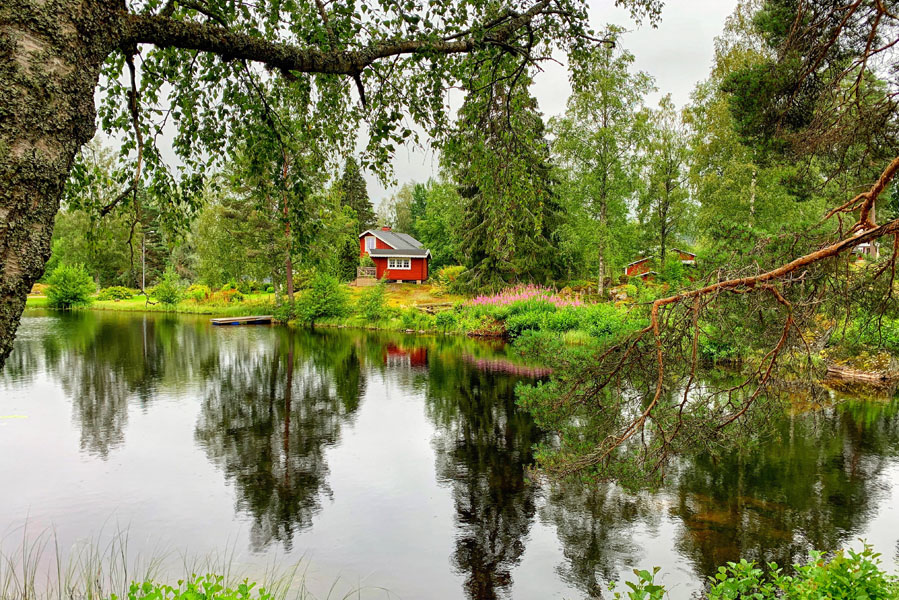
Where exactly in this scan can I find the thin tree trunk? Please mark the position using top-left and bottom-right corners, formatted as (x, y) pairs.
(282, 156), (294, 302)
(597, 200), (607, 296)
(0, 0), (116, 365)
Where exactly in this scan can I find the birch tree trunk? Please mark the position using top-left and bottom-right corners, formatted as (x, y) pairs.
(0, 0), (116, 364)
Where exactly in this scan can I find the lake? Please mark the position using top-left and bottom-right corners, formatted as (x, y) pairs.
(2, 310), (898, 599)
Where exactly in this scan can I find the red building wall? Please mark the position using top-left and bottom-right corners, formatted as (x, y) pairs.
(374, 257), (429, 281)
(626, 259), (651, 277)
(360, 235), (394, 256)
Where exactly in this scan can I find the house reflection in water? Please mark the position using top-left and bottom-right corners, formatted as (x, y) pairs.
(462, 354), (552, 378)
(384, 343), (428, 368)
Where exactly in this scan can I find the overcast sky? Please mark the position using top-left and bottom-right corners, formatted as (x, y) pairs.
(366, 0), (741, 205)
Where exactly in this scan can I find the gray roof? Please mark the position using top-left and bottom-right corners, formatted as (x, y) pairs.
(360, 229), (424, 250)
(368, 248), (430, 258)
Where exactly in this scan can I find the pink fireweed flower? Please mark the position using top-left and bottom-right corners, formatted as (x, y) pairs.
(466, 284), (584, 308)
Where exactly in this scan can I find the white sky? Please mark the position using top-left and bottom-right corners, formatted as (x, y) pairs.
(366, 0), (741, 205)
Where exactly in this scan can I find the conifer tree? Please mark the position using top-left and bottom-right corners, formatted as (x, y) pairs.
(340, 158), (376, 230)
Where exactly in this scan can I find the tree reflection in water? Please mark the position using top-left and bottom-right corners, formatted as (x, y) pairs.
(195, 328), (365, 551)
(5, 312), (899, 598)
(670, 392), (899, 576)
(426, 349), (542, 600)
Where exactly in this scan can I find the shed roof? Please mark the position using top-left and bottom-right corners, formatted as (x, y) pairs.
(626, 256), (653, 267)
(671, 248), (696, 257)
(369, 248), (431, 258)
(359, 229), (424, 250)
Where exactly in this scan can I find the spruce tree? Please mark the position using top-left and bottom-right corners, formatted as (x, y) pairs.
(340, 158), (376, 230)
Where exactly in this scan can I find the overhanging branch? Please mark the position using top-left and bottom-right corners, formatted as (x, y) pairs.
(120, 0), (553, 77)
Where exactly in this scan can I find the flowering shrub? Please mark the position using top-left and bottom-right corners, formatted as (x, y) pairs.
(467, 284), (583, 309)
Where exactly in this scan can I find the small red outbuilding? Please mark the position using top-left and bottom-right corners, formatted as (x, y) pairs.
(359, 227), (431, 282)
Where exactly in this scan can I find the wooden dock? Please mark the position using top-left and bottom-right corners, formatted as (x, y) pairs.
(211, 315), (273, 326)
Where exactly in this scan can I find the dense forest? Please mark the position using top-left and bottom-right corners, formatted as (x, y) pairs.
(46, 3), (896, 298)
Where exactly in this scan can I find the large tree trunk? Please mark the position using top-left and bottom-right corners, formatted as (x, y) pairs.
(0, 0), (116, 366)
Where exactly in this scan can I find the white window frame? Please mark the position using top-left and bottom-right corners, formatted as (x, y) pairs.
(388, 258), (411, 270)
(365, 236), (376, 253)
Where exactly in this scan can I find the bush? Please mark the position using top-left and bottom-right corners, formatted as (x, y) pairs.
(359, 254), (375, 268)
(542, 308), (582, 332)
(221, 280), (237, 291)
(46, 264), (95, 308)
(660, 256), (685, 285)
(124, 574), (274, 600)
(357, 280), (387, 322)
(273, 300), (296, 322)
(264, 284), (275, 293)
(185, 284), (211, 302)
(237, 280), (252, 294)
(611, 544), (898, 600)
(437, 265), (466, 289)
(505, 309), (546, 337)
(96, 286), (134, 301)
(435, 310), (457, 333)
(296, 272), (348, 325)
(154, 268), (184, 306)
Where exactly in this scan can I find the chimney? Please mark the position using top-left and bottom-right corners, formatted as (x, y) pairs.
(381, 226), (391, 231)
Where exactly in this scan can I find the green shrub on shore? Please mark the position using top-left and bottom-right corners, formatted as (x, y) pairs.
(296, 272), (349, 326)
(356, 280), (387, 321)
(96, 286), (135, 301)
(46, 264), (96, 308)
(154, 268), (184, 306)
(610, 544), (899, 600)
(185, 284), (212, 302)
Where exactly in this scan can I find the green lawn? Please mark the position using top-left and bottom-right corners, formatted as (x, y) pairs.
(26, 293), (277, 316)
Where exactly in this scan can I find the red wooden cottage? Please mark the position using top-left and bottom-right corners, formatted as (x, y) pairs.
(359, 227), (431, 282)
(672, 248), (696, 265)
(625, 256), (653, 277)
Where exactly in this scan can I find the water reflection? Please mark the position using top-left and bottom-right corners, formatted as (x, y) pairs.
(195, 328), (365, 551)
(3, 311), (899, 600)
(426, 351), (542, 599)
(670, 394), (899, 574)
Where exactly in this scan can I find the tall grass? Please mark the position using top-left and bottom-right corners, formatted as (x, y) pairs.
(0, 526), (387, 600)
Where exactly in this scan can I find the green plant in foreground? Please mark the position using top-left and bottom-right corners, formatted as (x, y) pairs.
(611, 544), (899, 600)
(46, 263), (96, 308)
(120, 574), (273, 600)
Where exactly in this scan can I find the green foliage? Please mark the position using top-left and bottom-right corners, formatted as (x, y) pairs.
(122, 574), (273, 600)
(443, 63), (564, 291)
(659, 257), (685, 285)
(96, 286), (135, 301)
(437, 265), (466, 289)
(608, 545), (899, 599)
(273, 301), (296, 323)
(550, 29), (655, 286)
(154, 268), (184, 306)
(435, 310), (457, 333)
(608, 567), (665, 600)
(337, 236), (360, 282)
(340, 157), (375, 230)
(296, 273), (349, 325)
(356, 281), (387, 322)
(46, 264), (96, 308)
(413, 181), (465, 269)
(185, 284), (212, 302)
(359, 253), (375, 268)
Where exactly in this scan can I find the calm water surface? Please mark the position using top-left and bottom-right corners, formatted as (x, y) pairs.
(2, 310), (898, 599)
